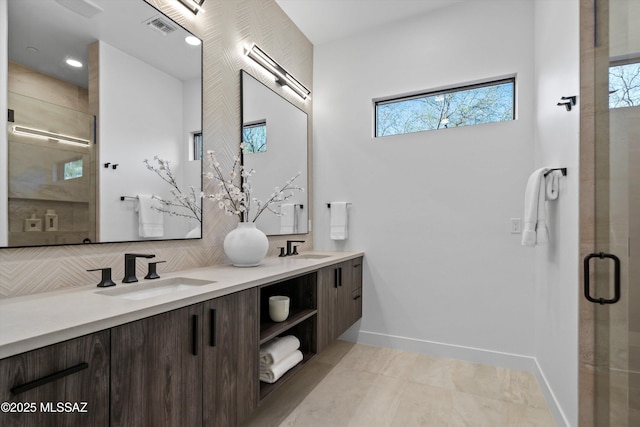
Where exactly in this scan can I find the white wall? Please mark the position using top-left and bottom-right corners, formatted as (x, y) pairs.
(99, 41), (187, 241)
(0, 0), (7, 246)
(182, 76), (202, 237)
(314, 1), (537, 362)
(533, 0), (579, 426)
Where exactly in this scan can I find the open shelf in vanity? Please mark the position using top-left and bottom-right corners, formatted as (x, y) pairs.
(258, 272), (318, 400)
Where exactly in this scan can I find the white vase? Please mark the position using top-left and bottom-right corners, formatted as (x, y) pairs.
(223, 222), (269, 267)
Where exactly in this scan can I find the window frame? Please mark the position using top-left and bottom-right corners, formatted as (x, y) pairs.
(374, 76), (516, 138)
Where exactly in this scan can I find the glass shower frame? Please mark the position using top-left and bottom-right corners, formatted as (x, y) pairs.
(580, 0), (639, 425)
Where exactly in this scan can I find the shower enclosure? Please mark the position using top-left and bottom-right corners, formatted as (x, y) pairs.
(580, 0), (640, 425)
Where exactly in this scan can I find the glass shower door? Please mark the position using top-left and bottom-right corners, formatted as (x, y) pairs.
(589, 0), (640, 424)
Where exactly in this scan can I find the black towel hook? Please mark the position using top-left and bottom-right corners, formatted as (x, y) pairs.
(544, 168), (567, 177)
(557, 96), (576, 111)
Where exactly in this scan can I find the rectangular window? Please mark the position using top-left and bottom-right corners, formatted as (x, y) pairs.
(242, 120), (267, 154)
(192, 132), (203, 161)
(609, 61), (640, 109)
(63, 159), (83, 180)
(375, 78), (515, 137)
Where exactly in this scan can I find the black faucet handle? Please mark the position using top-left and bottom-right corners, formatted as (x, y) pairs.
(145, 261), (166, 280)
(291, 245), (299, 255)
(278, 247), (287, 257)
(124, 253), (156, 259)
(87, 268), (116, 288)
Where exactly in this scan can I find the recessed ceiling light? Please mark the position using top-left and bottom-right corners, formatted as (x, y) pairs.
(185, 36), (201, 46)
(66, 58), (83, 68)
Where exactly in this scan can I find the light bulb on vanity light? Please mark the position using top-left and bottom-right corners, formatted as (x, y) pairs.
(177, 0), (205, 14)
(245, 44), (311, 100)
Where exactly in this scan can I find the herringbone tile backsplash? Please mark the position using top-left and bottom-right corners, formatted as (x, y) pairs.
(0, 0), (313, 297)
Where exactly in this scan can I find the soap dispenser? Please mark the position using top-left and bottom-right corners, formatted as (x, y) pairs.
(45, 209), (59, 231)
(24, 213), (41, 232)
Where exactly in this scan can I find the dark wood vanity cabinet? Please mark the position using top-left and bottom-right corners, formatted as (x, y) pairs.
(110, 303), (203, 426)
(202, 288), (258, 426)
(318, 257), (363, 352)
(0, 330), (110, 427)
(1, 256), (361, 427)
(110, 288), (258, 427)
(258, 273), (318, 400)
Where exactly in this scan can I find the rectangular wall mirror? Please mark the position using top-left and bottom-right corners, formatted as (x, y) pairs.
(241, 70), (309, 236)
(1, 0), (203, 248)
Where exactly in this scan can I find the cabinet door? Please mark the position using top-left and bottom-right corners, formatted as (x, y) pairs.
(318, 259), (364, 353)
(342, 258), (363, 331)
(110, 305), (202, 427)
(0, 330), (110, 427)
(203, 288), (258, 427)
(317, 263), (341, 352)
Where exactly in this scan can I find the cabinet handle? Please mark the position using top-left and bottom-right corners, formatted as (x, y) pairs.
(192, 314), (199, 356)
(339, 267), (343, 287)
(11, 362), (89, 395)
(334, 268), (339, 288)
(209, 309), (216, 347)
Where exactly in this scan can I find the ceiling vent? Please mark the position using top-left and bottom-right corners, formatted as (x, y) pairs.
(144, 16), (177, 36)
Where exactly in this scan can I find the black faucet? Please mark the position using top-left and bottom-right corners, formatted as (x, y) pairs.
(123, 253), (155, 283)
(285, 240), (305, 256)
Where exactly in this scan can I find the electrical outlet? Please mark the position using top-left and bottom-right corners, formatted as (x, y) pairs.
(510, 218), (522, 234)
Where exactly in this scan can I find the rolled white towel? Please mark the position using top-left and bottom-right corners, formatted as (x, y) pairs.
(259, 350), (303, 384)
(259, 335), (300, 366)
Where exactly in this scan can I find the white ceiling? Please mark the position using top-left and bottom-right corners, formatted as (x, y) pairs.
(8, 0), (201, 88)
(275, 0), (465, 46)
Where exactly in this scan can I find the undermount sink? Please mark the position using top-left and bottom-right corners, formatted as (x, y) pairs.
(97, 277), (214, 301)
(295, 254), (331, 259)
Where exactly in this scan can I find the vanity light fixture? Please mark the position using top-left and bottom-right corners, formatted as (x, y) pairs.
(12, 125), (91, 147)
(246, 44), (311, 100)
(177, 0), (205, 15)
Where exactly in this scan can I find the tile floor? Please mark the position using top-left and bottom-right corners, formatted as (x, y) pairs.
(241, 341), (557, 427)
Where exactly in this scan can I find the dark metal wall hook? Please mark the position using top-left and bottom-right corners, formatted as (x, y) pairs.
(543, 168), (567, 177)
(557, 96), (577, 111)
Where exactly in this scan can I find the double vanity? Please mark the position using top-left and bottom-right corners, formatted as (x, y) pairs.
(0, 251), (363, 426)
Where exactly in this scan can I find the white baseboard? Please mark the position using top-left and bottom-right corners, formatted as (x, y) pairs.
(340, 328), (569, 427)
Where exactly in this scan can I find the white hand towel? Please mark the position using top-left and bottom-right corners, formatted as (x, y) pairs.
(545, 170), (561, 201)
(259, 350), (303, 384)
(136, 195), (164, 238)
(279, 204), (297, 234)
(330, 202), (349, 240)
(259, 335), (301, 366)
(521, 168), (548, 246)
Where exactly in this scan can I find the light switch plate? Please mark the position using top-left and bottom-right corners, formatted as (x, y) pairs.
(510, 218), (522, 234)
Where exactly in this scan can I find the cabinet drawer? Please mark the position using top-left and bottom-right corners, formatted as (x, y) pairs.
(0, 330), (110, 427)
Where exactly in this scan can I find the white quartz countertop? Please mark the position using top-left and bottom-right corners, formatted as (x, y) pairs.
(0, 251), (363, 359)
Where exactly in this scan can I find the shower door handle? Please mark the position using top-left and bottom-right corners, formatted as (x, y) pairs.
(583, 252), (621, 305)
